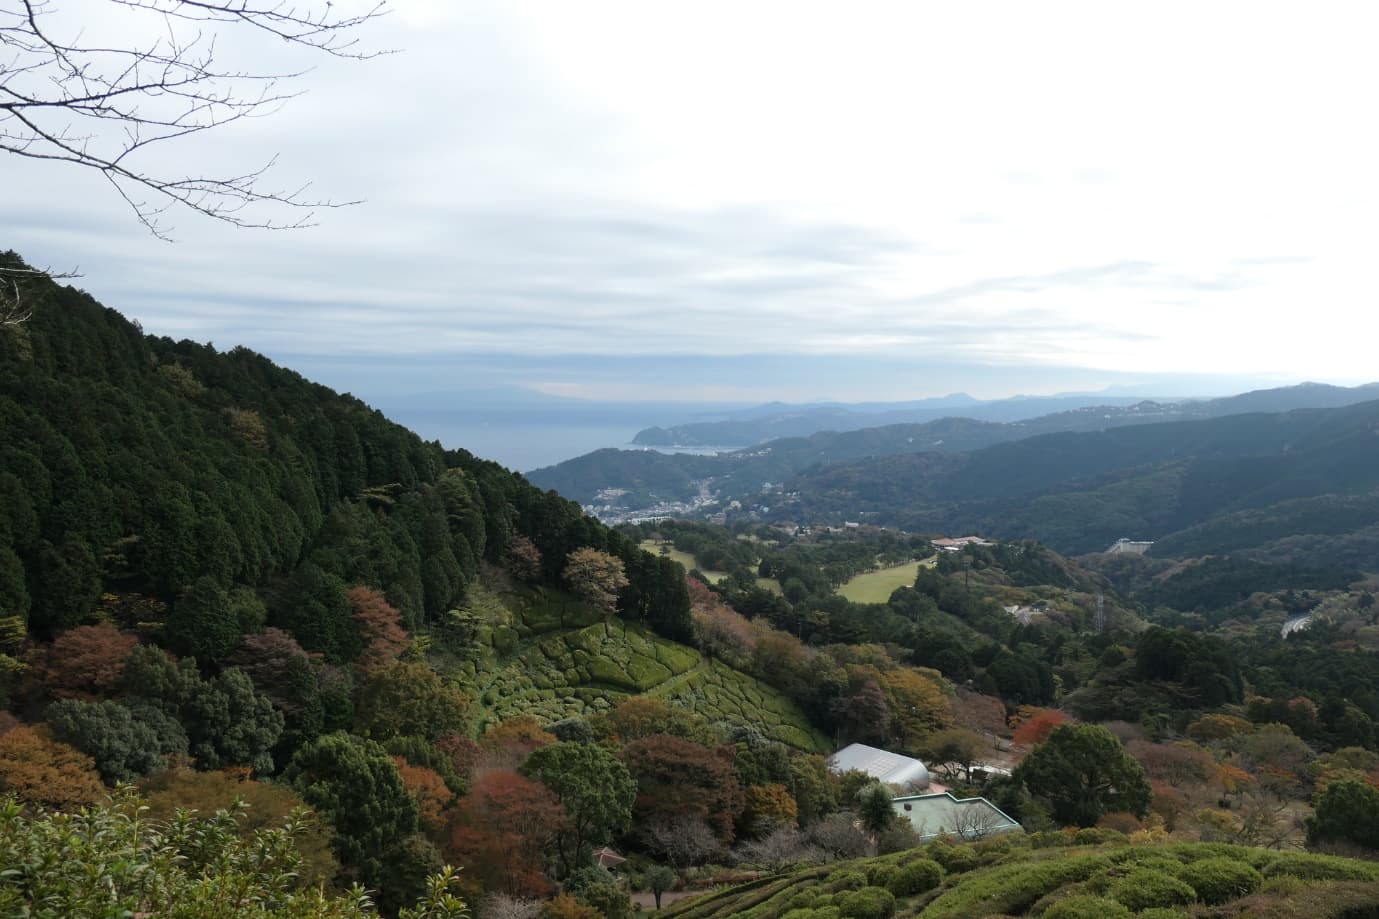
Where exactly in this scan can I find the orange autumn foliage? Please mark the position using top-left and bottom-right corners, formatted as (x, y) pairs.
(1010, 707), (1071, 747)
(744, 783), (798, 828)
(0, 724), (105, 809)
(349, 586), (408, 673)
(1216, 763), (1256, 794)
(393, 757), (455, 834)
(479, 716), (557, 754)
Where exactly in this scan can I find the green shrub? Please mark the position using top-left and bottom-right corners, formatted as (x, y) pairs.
(1072, 827), (1127, 846)
(922, 854), (1113, 919)
(866, 865), (898, 890)
(973, 834), (1015, 855)
(829, 870), (868, 892)
(787, 890), (820, 910)
(1135, 910), (1192, 919)
(887, 859), (945, 896)
(1127, 856), (1186, 876)
(1260, 852), (1379, 881)
(1041, 895), (1132, 919)
(836, 886), (896, 919)
(925, 841), (978, 873)
(1029, 831), (1074, 849)
(1107, 869), (1195, 911)
(1177, 857), (1262, 904)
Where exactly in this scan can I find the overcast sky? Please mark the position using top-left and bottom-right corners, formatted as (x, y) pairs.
(7, 1), (1379, 404)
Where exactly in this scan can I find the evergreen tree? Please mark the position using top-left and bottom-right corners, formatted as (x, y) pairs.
(1014, 723), (1150, 827)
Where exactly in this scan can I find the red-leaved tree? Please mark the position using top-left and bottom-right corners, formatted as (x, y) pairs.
(448, 771), (566, 897)
(40, 623), (138, 700)
(621, 733), (745, 842)
(349, 586), (409, 673)
(1011, 707), (1072, 748)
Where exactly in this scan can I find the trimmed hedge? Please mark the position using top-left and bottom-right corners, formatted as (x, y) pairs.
(1179, 857), (1263, 904)
(835, 886), (895, 919)
(1107, 869), (1195, 911)
(887, 859), (944, 897)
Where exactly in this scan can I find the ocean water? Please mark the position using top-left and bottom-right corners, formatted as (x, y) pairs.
(378, 408), (629, 472)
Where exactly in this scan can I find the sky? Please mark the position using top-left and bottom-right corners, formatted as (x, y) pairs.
(6, 1), (1379, 412)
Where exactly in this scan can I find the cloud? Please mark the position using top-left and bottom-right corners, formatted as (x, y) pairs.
(4, 1), (1378, 402)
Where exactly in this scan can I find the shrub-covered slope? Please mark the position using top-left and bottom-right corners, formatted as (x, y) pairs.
(664, 833), (1379, 919)
(444, 582), (828, 750)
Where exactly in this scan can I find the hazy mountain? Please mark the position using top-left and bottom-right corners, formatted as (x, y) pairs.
(779, 398), (1379, 563)
(528, 382), (1379, 513)
(631, 391), (1148, 447)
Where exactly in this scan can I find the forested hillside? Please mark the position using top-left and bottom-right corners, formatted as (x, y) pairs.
(0, 250), (691, 650)
(528, 385), (1379, 530)
(12, 255), (1379, 918)
(779, 401), (1379, 560)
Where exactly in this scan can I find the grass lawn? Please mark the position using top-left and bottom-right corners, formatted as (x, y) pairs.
(639, 540), (731, 583)
(837, 559), (928, 603)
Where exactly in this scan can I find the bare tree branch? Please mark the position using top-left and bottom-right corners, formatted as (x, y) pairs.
(0, 262), (79, 324)
(1, 0), (390, 241)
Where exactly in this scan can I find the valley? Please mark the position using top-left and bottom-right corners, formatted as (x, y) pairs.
(6, 256), (1379, 918)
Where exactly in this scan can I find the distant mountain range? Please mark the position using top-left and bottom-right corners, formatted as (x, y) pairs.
(631, 392), (1149, 447)
(782, 397), (1379, 558)
(529, 383), (1379, 569)
(528, 382), (1379, 507)
(629, 383), (1379, 448)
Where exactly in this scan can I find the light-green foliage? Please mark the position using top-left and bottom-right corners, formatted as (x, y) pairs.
(453, 583), (827, 750)
(1106, 869), (1195, 911)
(0, 792), (470, 918)
(835, 886), (895, 919)
(1178, 856), (1262, 904)
(837, 561), (926, 604)
(886, 859), (944, 896)
(658, 839), (1379, 919)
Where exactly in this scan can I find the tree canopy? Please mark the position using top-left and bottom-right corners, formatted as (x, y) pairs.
(1014, 722), (1151, 827)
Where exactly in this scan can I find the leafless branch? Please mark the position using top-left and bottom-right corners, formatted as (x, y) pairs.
(0, 262), (79, 324)
(1, 0), (390, 239)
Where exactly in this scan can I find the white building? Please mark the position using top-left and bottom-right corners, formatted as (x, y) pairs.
(891, 792), (1022, 841)
(828, 742), (931, 790)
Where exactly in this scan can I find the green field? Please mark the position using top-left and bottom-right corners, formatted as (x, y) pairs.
(639, 540), (731, 582)
(837, 558), (929, 603)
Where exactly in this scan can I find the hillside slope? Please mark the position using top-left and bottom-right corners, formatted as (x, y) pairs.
(777, 401), (1379, 563)
(528, 385), (1379, 514)
(444, 582), (828, 751)
(665, 834), (1379, 919)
